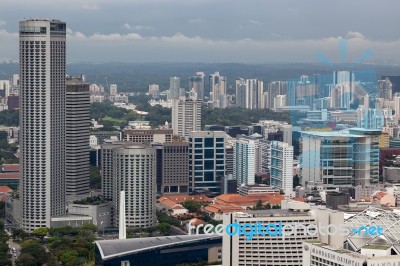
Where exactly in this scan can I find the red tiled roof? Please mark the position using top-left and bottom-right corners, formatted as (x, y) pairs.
(189, 218), (205, 226)
(204, 204), (243, 214)
(0, 186), (12, 193)
(215, 193), (284, 207)
(162, 194), (212, 204)
(0, 173), (20, 179)
(171, 205), (186, 210)
(2, 164), (19, 172)
(159, 197), (178, 209)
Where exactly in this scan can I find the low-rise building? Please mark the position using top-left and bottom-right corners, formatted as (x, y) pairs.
(68, 201), (112, 228)
(95, 235), (222, 266)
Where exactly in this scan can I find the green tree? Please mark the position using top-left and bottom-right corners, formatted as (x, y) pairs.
(20, 239), (48, 265)
(32, 227), (48, 241)
(254, 200), (264, 210)
(182, 200), (202, 213)
(60, 250), (79, 265)
(157, 223), (172, 236)
(12, 229), (29, 241)
(79, 223), (98, 234)
(15, 253), (36, 266)
(265, 203), (271, 209)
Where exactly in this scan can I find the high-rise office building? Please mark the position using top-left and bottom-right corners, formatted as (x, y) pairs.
(356, 107), (384, 130)
(101, 141), (125, 201)
(382, 75), (400, 93)
(209, 72), (227, 108)
(235, 78), (247, 108)
(300, 129), (380, 187)
(267, 81), (285, 109)
(189, 131), (226, 194)
(148, 84), (159, 99)
(169, 77), (180, 100)
(234, 138), (256, 185)
(112, 143), (157, 227)
(235, 79), (264, 109)
(331, 71), (355, 109)
(65, 76), (90, 196)
(154, 141), (189, 194)
(0, 80), (10, 97)
(109, 84), (117, 95)
(377, 78), (393, 100)
(189, 72), (205, 101)
(20, 19), (66, 231)
(270, 140), (294, 196)
(172, 98), (201, 138)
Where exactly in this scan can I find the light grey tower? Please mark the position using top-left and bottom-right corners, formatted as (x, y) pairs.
(20, 19), (66, 231)
(169, 77), (180, 100)
(113, 143), (157, 227)
(65, 76), (90, 196)
(189, 72), (205, 101)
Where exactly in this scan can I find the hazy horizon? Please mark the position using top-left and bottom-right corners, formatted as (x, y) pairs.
(1, 0), (400, 64)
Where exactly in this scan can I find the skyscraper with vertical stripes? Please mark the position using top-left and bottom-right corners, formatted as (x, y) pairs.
(20, 19), (66, 231)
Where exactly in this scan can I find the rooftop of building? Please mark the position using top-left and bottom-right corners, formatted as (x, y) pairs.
(215, 193), (284, 206)
(0, 186), (12, 193)
(161, 194), (212, 204)
(1, 164), (19, 172)
(72, 196), (108, 205)
(235, 209), (311, 218)
(0, 173), (20, 179)
(301, 131), (363, 138)
(95, 234), (222, 260)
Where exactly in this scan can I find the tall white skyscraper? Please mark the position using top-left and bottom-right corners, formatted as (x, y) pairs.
(234, 138), (257, 185)
(235, 78), (264, 109)
(270, 140), (294, 196)
(171, 98), (201, 138)
(20, 19), (66, 231)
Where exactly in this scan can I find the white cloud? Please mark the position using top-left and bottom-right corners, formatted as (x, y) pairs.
(1, 27), (400, 63)
(188, 18), (203, 24)
(248, 19), (262, 25)
(0, 20), (6, 27)
(122, 23), (153, 30)
(68, 31), (143, 41)
(346, 31), (366, 40)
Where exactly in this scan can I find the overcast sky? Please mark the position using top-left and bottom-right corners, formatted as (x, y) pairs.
(1, 0), (400, 63)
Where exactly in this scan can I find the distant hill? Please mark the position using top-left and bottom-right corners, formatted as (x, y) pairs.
(1, 62), (400, 94)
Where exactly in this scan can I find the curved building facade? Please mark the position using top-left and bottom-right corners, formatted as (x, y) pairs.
(113, 144), (156, 227)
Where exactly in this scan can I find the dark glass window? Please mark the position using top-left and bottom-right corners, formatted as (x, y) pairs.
(204, 138), (214, 147)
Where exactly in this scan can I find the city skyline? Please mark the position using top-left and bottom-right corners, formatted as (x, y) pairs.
(1, 0), (400, 63)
